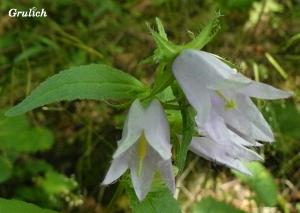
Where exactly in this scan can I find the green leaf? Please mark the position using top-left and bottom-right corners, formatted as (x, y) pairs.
(176, 105), (195, 173)
(14, 159), (54, 179)
(128, 187), (181, 213)
(6, 64), (147, 116)
(192, 197), (246, 213)
(16, 187), (50, 206)
(233, 162), (278, 207)
(156, 87), (176, 103)
(0, 198), (57, 213)
(0, 156), (12, 183)
(166, 109), (182, 133)
(16, 170), (78, 209)
(38, 171), (78, 195)
(271, 102), (300, 140)
(0, 113), (54, 153)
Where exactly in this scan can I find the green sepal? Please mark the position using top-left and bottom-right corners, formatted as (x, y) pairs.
(183, 13), (221, 50)
(148, 14), (221, 64)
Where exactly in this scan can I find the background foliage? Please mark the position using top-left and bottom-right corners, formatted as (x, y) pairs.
(0, 0), (299, 212)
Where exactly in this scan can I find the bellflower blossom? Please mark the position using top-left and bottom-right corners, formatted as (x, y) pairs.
(189, 108), (264, 174)
(172, 49), (292, 174)
(189, 136), (262, 175)
(102, 99), (175, 201)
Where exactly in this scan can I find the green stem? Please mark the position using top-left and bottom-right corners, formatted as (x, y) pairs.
(175, 92), (194, 173)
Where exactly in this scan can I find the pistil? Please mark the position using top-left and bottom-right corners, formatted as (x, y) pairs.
(215, 91), (236, 110)
(137, 131), (148, 176)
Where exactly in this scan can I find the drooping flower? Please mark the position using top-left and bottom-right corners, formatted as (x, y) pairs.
(102, 99), (175, 201)
(172, 49), (292, 174)
(190, 109), (263, 174)
(189, 136), (261, 175)
(172, 49), (292, 141)
(172, 50), (292, 126)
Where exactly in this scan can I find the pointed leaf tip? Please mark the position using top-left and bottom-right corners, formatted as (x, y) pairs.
(5, 64), (146, 116)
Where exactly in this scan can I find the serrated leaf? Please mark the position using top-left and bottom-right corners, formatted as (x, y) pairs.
(0, 112), (54, 153)
(233, 162), (278, 207)
(0, 198), (57, 213)
(192, 197), (246, 213)
(128, 187), (181, 213)
(0, 156), (12, 183)
(6, 64), (147, 116)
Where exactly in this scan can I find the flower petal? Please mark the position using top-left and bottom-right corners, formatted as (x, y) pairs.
(201, 109), (262, 160)
(189, 137), (252, 175)
(250, 124), (274, 142)
(240, 81), (292, 99)
(210, 92), (252, 138)
(102, 152), (129, 185)
(203, 110), (230, 144)
(236, 95), (274, 142)
(197, 51), (252, 89)
(232, 143), (263, 161)
(189, 87), (211, 126)
(129, 146), (158, 201)
(130, 167), (155, 201)
(172, 50), (251, 91)
(172, 56), (211, 124)
(158, 159), (175, 194)
(228, 128), (262, 147)
(202, 112), (263, 161)
(144, 99), (172, 160)
(113, 99), (144, 158)
(211, 92), (274, 142)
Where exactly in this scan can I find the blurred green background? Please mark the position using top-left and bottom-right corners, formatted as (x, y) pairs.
(0, 0), (299, 212)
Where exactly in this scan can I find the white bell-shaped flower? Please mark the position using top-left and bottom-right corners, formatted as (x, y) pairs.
(189, 135), (261, 175)
(191, 110), (263, 175)
(172, 49), (292, 129)
(102, 99), (175, 201)
(172, 49), (292, 143)
(173, 49), (292, 174)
